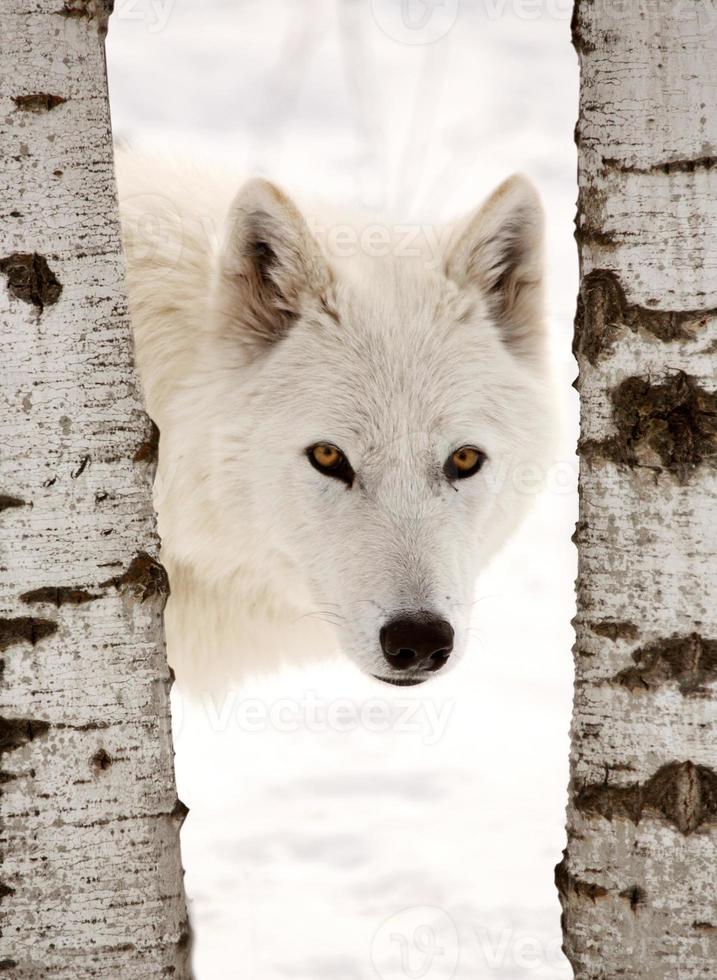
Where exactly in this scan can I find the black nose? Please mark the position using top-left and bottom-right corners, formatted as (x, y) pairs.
(380, 614), (454, 672)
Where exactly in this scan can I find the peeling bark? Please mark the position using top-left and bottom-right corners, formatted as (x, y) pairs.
(574, 761), (717, 836)
(614, 634), (717, 698)
(579, 372), (717, 483)
(101, 552), (171, 602)
(574, 270), (717, 365)
(0, 253), (62, 311)
(588, 621), (638, 643)
(133, 419), (160, 467)
(20, 586), (101, 606)
(12, 93), (67, 113)
(0, 617), (58, 651)
(562, 3), (717, 977)
(0, 496), (26, 512)
(0, 2), (192, 977)
(602, 156), (717, 177)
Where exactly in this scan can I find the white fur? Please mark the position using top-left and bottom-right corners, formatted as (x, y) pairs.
(116, 152), (556, 691)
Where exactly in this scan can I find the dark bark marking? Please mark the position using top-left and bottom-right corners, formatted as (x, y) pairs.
(574, 229), (619, 251)
(571, 4), (596, 55)
(100, 552), (170, 602)
(91, 748), (112, 773)
(0, 717), (51, 763)
(133, 420), (160, 466)
(71, 455), (91, 479)
(575, 760), (717, 835)
(619, 886), (646, 912)
(20, 586), (101, 607)
(100, 943), (136, 954)
(0, 960), (18, 970)
(60, 0), (113, 32)
(0, 495), (26, 512)
(0, 617), (57, 652)
(603, 155), (717, 176)
(614, 633), (717, 697)
(571, 521), (586, 546)
(61, 720), (111, 732)
(555, 854), (608, 903)
(589, 621), (639, 642)
(0, 253), (62, 312)
(574, 270), (715, 365)
(0, 884), (15, 904)
(579, 372), (717, 483)
(12, 93), (67, 113)
(171, 798), (189, 828)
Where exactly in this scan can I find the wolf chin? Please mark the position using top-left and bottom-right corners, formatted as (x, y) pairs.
(116, 153), (555, 692)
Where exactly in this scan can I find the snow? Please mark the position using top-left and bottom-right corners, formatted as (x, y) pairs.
(106, 3), (579, 977)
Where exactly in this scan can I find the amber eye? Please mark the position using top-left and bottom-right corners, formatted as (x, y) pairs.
(307, 443), (355, 487)
(444, 446), (487, 481)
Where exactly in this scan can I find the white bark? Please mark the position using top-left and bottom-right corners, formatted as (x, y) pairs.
(560, 2), (717, 977)
(0, 3), (191, 976)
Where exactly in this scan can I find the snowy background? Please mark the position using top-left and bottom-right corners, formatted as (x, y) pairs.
(107, 2), (579, 977)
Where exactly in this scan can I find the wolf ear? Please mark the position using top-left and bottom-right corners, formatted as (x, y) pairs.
(445, 175), (545, 362)
(215, 178), (331, 352)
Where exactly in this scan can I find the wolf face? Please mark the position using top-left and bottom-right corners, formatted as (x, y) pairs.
(189, 175), (554, 686)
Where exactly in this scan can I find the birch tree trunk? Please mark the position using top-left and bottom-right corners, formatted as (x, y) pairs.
(0, 2), (192, 976)
(558, 2), (717, 977)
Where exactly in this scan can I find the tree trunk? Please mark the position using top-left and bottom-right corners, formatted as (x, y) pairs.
(559, 2), (717, 977)
(0, 3), (192, 976)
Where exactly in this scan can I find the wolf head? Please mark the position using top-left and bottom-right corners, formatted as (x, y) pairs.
(196, 175), (554, 686)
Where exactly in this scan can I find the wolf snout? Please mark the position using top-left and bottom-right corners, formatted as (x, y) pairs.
(379, 614), (454, 674)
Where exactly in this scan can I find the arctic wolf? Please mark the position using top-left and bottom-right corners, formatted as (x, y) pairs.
(116, 154), (554, 691)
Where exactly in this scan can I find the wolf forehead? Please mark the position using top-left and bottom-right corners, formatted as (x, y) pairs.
(267, 276), (525, 410)
(256, 302), (507, 441)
